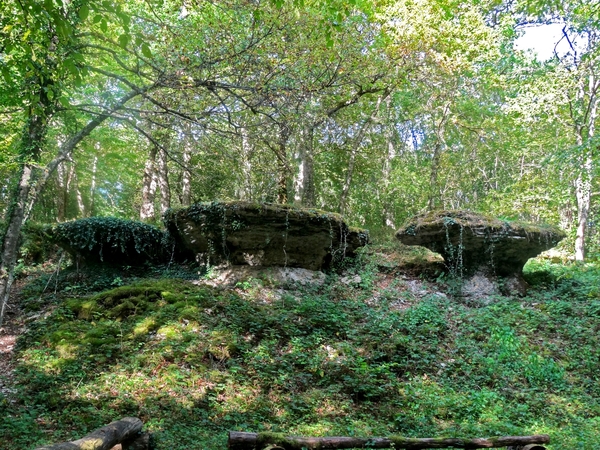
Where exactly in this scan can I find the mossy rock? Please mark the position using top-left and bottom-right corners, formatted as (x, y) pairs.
(164, 201), (369, 270)
(48, 217), (169, 266)
(396, 210), (566, 276)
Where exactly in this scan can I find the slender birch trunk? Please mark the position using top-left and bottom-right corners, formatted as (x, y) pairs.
(301, 125), (316, 207)
(181, 138), (192, 206)
(239, 127), (253, 201)
(573, 71), (599, 261)
(89, 154), (98, 217)
(157, 147), (171, 214)
(140, 147), (158, 220)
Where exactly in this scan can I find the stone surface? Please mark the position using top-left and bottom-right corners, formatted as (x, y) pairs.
(459, 272), (500, 304)
(165, 201), (369, 271)
(396, 210), (565, 276)
(199, 266), (327, 288)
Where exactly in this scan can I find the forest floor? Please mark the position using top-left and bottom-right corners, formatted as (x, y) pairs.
(1, 242), (600, 449)
(0, 280), (27, 403)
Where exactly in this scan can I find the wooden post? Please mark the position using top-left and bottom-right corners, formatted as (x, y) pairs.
(228, 431), (550, 450)
(35, 417), (147, 450)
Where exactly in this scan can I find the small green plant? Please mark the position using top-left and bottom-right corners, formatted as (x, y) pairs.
(4, 251), (600, 450)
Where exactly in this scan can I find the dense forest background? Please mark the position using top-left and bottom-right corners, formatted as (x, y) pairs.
(1, 0), (599, 269)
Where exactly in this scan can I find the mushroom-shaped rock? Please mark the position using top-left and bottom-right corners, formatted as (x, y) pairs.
(164, 201), (369, 271)
(396, 210), (565, 276)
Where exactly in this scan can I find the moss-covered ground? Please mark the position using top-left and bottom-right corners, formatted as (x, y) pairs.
(1, 245), (599, 449)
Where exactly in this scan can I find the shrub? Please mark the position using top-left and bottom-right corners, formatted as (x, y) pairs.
(48, 217), (170, 266)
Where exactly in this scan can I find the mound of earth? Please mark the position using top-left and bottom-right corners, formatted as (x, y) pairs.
(164, 201), (369, 271)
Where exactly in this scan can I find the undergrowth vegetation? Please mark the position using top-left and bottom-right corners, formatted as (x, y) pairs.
(1, 246), (600, 449)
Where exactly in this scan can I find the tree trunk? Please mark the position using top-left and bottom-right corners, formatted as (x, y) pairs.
(140, 147), (158, 220)
(339, 117), (374, 215)
(56, 162), (69, 222)
(339, 94), (387, 215)
(89, 154), (98, 217)
(572, 69), (598, 261)
(428, 140), (442, 211)
(575, 155), (593, 261)
(0, 109), (49, 330)
(380, 116), (396, 228)
(181, 136), (192, 206)
(300, 125), (316, 207)
(1, 88), (145, 329)
(157, 146), (171, 214)
(0, 164), (36, 330)
(239, 127), (254, 201)
(228, 432), (549, 450)
(73, 167), (86, 218)
(35, 417), (146, 450)
(427, 102), (450, 211)
(276, 124), (291, 204)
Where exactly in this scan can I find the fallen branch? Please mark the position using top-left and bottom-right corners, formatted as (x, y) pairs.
(228, 431), (550, 449)
(35, 417), (147, 450)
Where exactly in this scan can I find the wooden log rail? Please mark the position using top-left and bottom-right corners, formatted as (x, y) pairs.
(228, 431), (550, 450)
(35, 417), (150, 450)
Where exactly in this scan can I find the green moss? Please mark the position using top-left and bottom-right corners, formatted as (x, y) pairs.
(256, 432), (299, 449)
(66, 298), (99, 320)
(83, 322), (120, 347)
(176, 305), (200, 320)
(403, 209), (564, 240)
(133, 317), (158, 336)
(165, 201), (347, 229)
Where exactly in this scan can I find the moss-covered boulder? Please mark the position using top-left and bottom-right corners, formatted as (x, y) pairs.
(48, 217), (169, 265)
(164, 201), (369, 270)
(395, 210), (565, 276)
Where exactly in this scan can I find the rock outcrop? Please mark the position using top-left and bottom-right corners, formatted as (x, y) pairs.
(165, 201), (369, 270)
(396, 210), (565, 277)
(49, 217), (168, 265)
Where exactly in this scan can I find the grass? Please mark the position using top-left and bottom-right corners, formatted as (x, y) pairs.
(1, 244), (600, 449)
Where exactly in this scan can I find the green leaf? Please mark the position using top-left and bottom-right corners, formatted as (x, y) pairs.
(64, 60), (78, 77)
(100, 19), (108, 33)
(79, 5), (90, 21)
(102, 0), (115, 12)
(58, 96), (70, 107)
(141, 43), (152, 58)
(118, 11), (131, 28)
(118, 33), (130, 49)
(93, 14), (103, 24)
(1, 67), (11, 84)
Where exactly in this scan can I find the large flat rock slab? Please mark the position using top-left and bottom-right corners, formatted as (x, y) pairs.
(165, 202), (369, 270)
(396, 210), (565, 276)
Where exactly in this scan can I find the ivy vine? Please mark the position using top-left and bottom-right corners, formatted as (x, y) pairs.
(49, 217), (169, 265)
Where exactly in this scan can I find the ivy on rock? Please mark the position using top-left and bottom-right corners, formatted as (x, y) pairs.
(48, 217), (170, 265)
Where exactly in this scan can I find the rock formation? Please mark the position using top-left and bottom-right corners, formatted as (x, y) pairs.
(48, 217), (168, 265)
(164, 201), (369, 271)
(396, 210), (565, 277)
